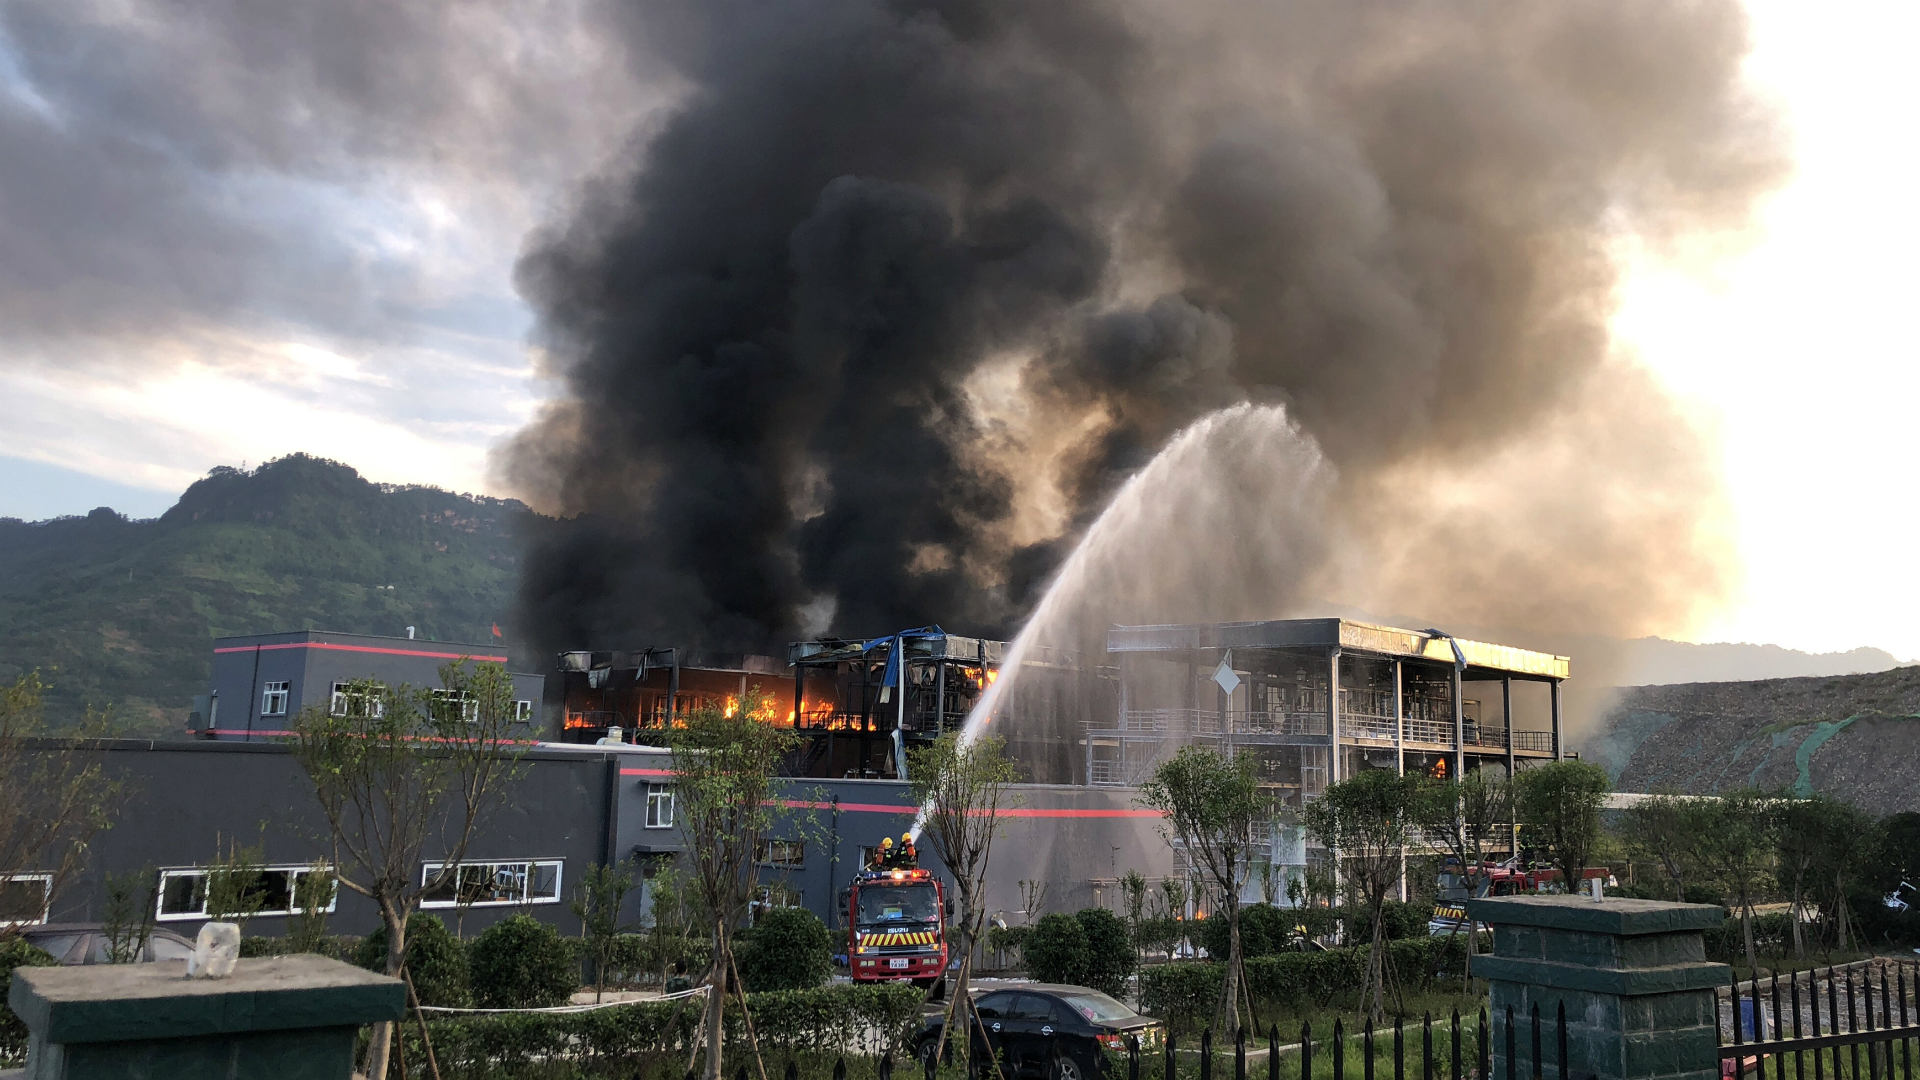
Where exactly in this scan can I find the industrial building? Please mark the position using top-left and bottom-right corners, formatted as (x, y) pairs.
(1091, 618), (1567, 796)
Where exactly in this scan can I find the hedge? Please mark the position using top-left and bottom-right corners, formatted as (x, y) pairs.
(1138, 935), (1468, 1033)
(397, 982), (925, 1077)
(1199, 903), (1431, 960)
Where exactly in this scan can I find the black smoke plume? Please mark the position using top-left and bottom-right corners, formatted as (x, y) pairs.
(507, 0), (1783, 657)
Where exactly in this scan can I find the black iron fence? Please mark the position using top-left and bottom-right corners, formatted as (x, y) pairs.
(1719, 961), (1920, 1080)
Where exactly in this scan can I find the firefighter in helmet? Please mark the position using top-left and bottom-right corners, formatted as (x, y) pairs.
(900, 832), (917, 868)
(874, 837), (893, 870)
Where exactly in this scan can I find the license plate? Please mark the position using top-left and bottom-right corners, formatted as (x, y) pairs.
(889, 958), (910, 969)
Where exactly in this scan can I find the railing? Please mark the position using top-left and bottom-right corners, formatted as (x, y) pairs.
(1116, 1008), (1500, 1080)
(1101, 711), (1554, 753)
(1718, 961), (1920, 1080)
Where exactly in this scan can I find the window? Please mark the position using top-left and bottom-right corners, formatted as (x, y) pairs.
(154, 866), (337, 922)
(756, 839), (804, 868)
(515, 699), (533, 723)
(645, 785), (674, 829)
(752, 883), (802, 911)
(419, 860), (563, 908)
(430, 688), (479, 722)
(0, 873), (51, 927)
(261, 681), (290, 716)
(330, 681), (386, 718)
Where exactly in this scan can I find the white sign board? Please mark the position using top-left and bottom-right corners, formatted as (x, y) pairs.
(1212, 658), (1241, 695)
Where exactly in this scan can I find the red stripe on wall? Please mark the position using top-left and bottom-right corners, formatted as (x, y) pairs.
(214, 642), (510, 662)
(619, 768), (675, 777)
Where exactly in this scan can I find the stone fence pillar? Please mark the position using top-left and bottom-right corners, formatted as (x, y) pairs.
(7, 953), (403, 1080)
(1467, 895), (1729, 1080)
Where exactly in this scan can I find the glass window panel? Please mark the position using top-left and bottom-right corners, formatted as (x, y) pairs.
(529, 862), (561, 901)
(160, 873), (207, 916)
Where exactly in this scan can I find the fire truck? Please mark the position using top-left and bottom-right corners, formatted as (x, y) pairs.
(843, 862), (951, 988)
(1429, 859), (1614, 935)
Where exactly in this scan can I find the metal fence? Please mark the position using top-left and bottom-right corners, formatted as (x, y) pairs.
(1719, 961), (1920, 1080)
(1130, 1009), (1505, 1080)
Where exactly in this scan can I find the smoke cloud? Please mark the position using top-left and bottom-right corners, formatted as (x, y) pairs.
(508, 0), (1785, 658)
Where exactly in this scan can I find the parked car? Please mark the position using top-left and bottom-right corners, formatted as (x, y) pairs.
(17, 923), (198, 965)
(913, 982), (1163, 1080)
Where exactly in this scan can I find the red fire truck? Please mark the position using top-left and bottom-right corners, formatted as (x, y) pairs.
(845, 864), (951, 988)
(1429, 859), (1614, 935)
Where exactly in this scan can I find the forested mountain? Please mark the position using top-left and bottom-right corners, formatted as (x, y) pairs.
(0, 455), (528, 735)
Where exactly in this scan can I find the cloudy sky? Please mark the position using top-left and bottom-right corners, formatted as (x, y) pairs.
(1, 0), (1915, 659)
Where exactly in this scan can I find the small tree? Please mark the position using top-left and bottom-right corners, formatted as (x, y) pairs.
(1511, 761), (1610, 896)
(1689, 789), (1776, 970)
(1024, 912), (1089, 984)
(204, 835), (269, 926)
(1774, 793), (1861, 957)
(1137, 746), (1269, 1038)
(1620, 794), (1695, 903)
(287, 862), (337, 956)
(572, 860), (639, 1002)
(101, 867), (157, 963)
(469, 913), (578, 1008)
(0, 672), (122, 939)
(908, 732), (1018, 1066)
(1306, 769), (1420, 1023)
(736, 906), (833, 991)
(1075, 907), (1136, 996)
(1120, 869), (1148, 956)
(670, 688), (795, 1080)
(291, 661), (528, 1080)
(1413, 770), (1510, 960)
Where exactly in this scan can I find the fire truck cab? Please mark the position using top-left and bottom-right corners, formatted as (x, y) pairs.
(844, 864), (951, 988)
(1429, 860), (1614, 935)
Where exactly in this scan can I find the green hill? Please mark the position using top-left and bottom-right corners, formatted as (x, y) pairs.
(0, 455), (531, 735)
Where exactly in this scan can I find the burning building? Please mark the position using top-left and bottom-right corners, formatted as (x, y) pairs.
(1093, 618), (1567, 799)
(554, 648), (795, 743)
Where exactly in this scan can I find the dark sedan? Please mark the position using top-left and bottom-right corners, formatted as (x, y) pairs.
(914, 983), (1163, 1080)
(17, 923), (198, 965)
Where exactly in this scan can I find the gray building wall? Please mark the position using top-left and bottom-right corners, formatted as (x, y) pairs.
(204, 630), (543, 740)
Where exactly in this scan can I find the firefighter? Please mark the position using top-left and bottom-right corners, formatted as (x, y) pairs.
(874, 837), (893, 870)
(900, 832), (917, 868)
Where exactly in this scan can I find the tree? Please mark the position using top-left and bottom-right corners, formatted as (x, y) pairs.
(1024, 912), (1089, 984)
(204, 834), (269, 925)
(290, 661), (528, 1080)
(1137, 746), (1270, 1038)
(1120, 869), (1148, 956)
(287, 861), (338, 956)
(1620, 794), (1695, 903)
(0, 672), (122, 938)
(1774, 794), (1865, 957)
(1075, 907), (1136, 996)
(1689, 789), (1776, 970)
(1413, 770), (1510, 962)
(1510, 761), (1610, 897)
(573, 860), (639, 1002)
(101, 867), (157, 964)
(1306, 769), (1420, 1023)
(907, 732), (1018, 1066)
(669, 687), (796, 1080)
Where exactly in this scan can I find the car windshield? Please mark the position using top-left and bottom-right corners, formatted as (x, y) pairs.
(858, 884), (937, 925)
(1060, 991), (1137, 1023)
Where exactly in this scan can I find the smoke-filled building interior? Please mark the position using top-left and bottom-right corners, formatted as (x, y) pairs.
(1095, 618), (1567, 800)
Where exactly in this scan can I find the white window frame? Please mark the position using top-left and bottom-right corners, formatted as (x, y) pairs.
(0, 873), (52, 927)
(515, 699), (533, 723)
(329, 681), (386, 718)
(261, 681), (290, 717)
(756, 839), (804, 868)
(154, 865), (338, 922)
(645, 785), (674, 829)
(418, 859), (564, 909)
(431, 688), (480, 722)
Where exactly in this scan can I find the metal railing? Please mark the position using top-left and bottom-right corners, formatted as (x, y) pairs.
(1099, 711), (1554, 753)
(1719, 961), (1920, 1080)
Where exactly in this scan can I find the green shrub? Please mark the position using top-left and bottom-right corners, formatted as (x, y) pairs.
(395, 982), (925, 1073)
(738, 907), (834, 992)
(468, 914), (579, 1008)
(1026, 912), (1088, 984)
(355, 913), (471, 1008)
(1205, 901), (1432, 959)
(1137, 935), (1467, 1033)
(239, 934), (359, 961)
(1075, 908), (1135, 996)
(1, 937), (56, 1064)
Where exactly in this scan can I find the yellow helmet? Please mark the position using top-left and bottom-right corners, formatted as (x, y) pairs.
(902, 833), (913, 844)
(881, 837), (893, 849)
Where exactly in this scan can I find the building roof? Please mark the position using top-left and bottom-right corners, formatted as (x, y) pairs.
(213, 629), (512, 664)
(1105, 618), (1570, 680)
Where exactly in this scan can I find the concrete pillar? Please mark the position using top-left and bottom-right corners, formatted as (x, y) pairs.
(1393, 659), (1405, 776)
(1451, 663), (1466, 781)
(9, 955), (402, 1080)
(1468, 895), (1728, 1080)
(1551, 679), (1564, 760)
(1503, 676), (1516, 782)
(1327, 648), (1342, 785)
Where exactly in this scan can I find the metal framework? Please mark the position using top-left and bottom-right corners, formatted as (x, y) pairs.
(1089, 618), (1567, 798)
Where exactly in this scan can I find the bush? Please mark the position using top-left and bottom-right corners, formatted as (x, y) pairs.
(396, 982), (925, 1073)
(468, 914), (579, 1009)
(1, 937), (56, 1064)
(1025, 912), (1088, 984)
(239, 934), (360, 961)
(1138, 935), (1467, 1033)
(738, 907), (834, 992)
(1204, 901), (1431, 959)
(1075, 908), (1135, 996)
(355, 913), (471, 1008)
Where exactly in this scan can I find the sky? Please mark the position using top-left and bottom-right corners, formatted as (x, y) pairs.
(0, 0), (1914, 659)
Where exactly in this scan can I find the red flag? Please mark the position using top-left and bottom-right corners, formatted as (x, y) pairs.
(491, 623), (503, 638)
